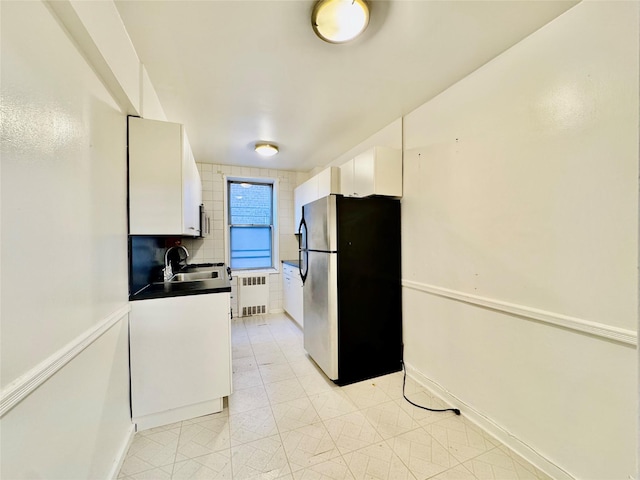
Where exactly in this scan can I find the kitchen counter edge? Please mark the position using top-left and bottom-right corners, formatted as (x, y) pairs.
(130, 280), (231, 301)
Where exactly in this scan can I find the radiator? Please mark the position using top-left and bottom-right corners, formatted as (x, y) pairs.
(237, 275), (269, 317)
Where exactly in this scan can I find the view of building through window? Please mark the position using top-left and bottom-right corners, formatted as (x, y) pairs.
(228, 181), (273, 269)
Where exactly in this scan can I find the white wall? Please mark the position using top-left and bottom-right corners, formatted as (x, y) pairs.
(1, 1), (133, 478)
(327, 117), (403, 170)
(183, 164), (308, 313)
(401, 2), (638, 479)
(141, 65), (167, 121)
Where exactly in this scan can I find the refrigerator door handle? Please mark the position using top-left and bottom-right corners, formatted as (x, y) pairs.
(298, 216), (309, 285)
(299, 250), (308, 285)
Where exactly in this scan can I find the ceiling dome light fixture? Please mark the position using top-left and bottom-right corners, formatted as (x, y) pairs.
(312, 0), (369, 44)
(254, 143), (279, 157)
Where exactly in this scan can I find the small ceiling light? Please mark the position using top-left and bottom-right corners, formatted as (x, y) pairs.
(255, 143), (279, 157)
(312, 0), (369, 44)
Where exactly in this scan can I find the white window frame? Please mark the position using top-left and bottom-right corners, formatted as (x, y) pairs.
(223, 175), (280, 274)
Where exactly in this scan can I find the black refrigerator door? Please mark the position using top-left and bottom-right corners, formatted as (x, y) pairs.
(335, 195), (403, 385)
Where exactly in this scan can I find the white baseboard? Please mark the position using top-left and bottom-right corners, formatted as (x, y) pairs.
(133, 397), (223, 431)
(405, 362), (575, 480)
(282, 311), (303, 330)
(108, 424), (136, 480)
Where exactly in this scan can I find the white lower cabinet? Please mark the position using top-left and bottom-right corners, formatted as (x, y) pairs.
(130, 293), (231, 430)
(282, 263), (303, 327)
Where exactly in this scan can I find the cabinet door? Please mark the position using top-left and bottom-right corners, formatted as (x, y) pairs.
(294, 176), (318, 233)
(283, 273), (292, 314)
(340, 159), (355, 197)
(182, 134), (201, 236)
(368, 146), (402, 197)
(292, 274), (304, 327)
(354, 150), (376, 197)
(129, 118), (184, 234)
(283, 271), (303, 327)
(317, 167), (340, 198)
(340, 147), (402, 198)
(293, 188), (303, 235)
(130, 293), (231, 419)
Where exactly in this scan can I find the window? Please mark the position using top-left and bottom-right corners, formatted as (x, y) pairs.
(227, 179), (276, 270)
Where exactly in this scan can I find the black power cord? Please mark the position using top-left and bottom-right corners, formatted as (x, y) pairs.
(400, 353), (461, 416)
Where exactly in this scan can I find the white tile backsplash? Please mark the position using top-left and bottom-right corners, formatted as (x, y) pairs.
(183, 163), (305, 313)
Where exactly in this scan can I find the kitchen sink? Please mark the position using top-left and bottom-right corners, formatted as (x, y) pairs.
(169, 271), (219, 282)
(183, 266), (224, 273)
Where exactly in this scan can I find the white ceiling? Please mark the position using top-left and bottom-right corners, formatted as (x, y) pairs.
(115, 0), (578, 172)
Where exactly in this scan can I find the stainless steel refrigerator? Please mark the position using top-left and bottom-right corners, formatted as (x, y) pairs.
(298, 194), (402, 385)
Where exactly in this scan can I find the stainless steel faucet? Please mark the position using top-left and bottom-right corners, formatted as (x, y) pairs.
(163, 245), (189, 281)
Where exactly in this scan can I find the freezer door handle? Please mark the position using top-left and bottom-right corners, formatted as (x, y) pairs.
(298, 216), (307, 249)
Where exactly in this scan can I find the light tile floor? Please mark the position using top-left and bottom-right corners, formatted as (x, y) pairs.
(118, 313), (552, 480)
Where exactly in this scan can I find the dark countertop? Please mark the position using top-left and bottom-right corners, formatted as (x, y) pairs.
(131, 278), (231, 301)
(130, 263), (231, 301)
(282, 259), (300, 268)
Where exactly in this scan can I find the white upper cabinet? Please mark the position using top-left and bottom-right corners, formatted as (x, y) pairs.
(316, 166), (340, 198)
(294, 176), (318, 234)
(293, 167), (339, 233)
(181, 131), (202, 236)
(340, 146), (402, 198)
(129, 117), (202, 236)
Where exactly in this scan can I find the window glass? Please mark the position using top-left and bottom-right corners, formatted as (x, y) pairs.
(228, 181), (274, 270)
(230, 226), (272, 269)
